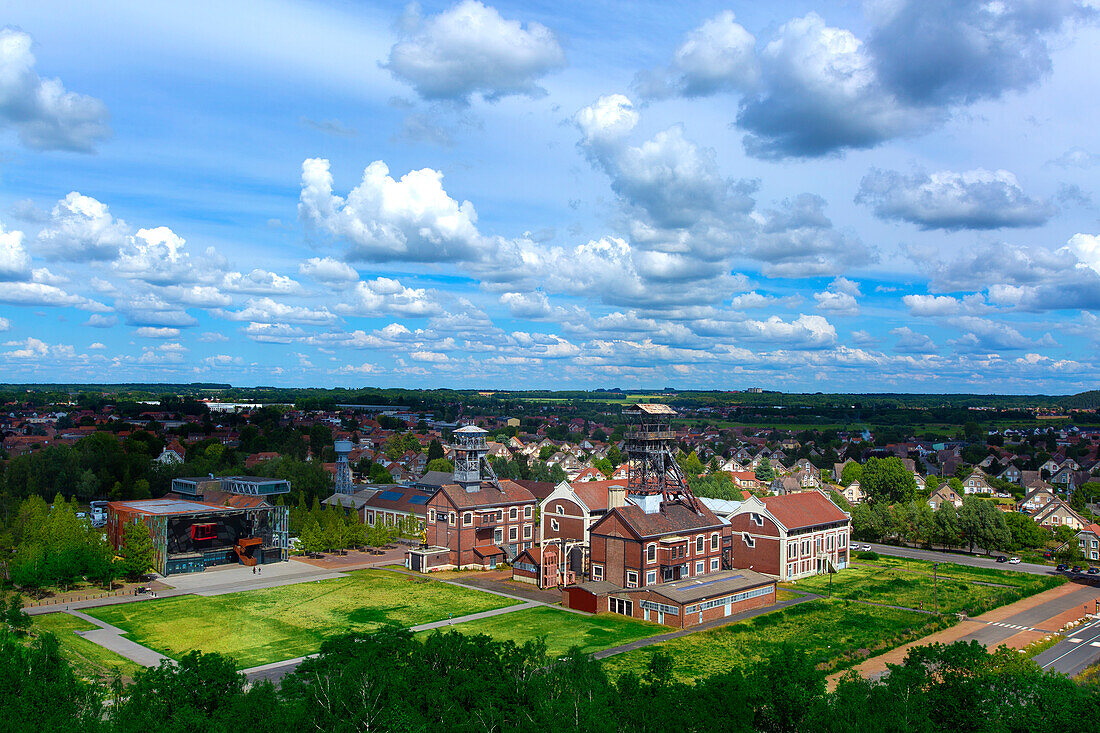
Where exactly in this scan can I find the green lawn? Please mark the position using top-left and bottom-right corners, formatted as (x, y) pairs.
(600, 599), (945, 683)
(32, 613), (145, 682)
(438, 606), (666, 657)
(85, 569), (518, 669)
(786, 557), (1063, 616)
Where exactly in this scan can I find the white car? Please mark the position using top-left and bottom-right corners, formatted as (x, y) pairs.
(1009, 557), (1021, 564)
(861, 544), (872, 551)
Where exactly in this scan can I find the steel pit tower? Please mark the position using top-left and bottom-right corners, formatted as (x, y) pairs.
(334, 439), (354, 494)
(622, 403), (702, 512)
(449, 425), (501, 491)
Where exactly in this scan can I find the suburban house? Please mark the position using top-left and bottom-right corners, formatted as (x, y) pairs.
(927, 485), (963, 510)
(961, 469), (994, 495)
(1030, 498), (1086, 532)
(839, 481), (865, 505)
(725, 491), (851, 581)
(1059, 524), (1100, 563)
(997, 464), (1021, 483)
(1020, 485), (1058, 513)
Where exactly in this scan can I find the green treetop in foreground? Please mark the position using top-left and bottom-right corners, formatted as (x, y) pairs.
(3, 625), (1097, 733)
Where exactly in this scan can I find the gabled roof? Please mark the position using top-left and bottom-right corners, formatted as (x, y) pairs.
(567, 479), (626, 512)
(594, 498), (724, 539)
(759, 491), (848, 530)
(433, 479), (535, 509)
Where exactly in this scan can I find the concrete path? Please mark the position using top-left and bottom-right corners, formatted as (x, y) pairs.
(66, 610), (170, 668)
(410, 600), (541, 631)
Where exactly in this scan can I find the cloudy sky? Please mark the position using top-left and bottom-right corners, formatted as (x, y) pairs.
(1, 0), (1099, 392)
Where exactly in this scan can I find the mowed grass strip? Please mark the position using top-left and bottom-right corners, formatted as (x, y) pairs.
(31, 613), (145, 682)
(600, 600), (944, 683)
(85, 569), (518, 669)
(786, 558), (1062, 616)
(437, 605), (666, 657)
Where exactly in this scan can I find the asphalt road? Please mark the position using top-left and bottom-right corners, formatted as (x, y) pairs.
(863, 543), (1057, 577)
(1034, 619), (1100, 676)
(958, 585), (1100, 647)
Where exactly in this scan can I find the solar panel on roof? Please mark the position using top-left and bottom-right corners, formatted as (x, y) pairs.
(376, 490), (402, 501)
(407, 495), (429, 505)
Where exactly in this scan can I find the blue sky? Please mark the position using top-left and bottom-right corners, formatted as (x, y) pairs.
(1, 0), (1099, 392)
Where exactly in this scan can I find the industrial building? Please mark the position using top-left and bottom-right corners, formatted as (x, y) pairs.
(106, 497), (289, 575)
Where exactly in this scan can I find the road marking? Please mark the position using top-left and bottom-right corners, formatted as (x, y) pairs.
(1041, 621), (1100, 670)
(1092, 642), (1100, 648)
(1070, 638), (1082, 643)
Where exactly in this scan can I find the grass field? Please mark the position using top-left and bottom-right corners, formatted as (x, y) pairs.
(85, 569), (517, 669)
(784, 558), (1062, 616)
(600, 599), (945, 683)
(439, 605), (665, 657)
(31, 613), (145, 682)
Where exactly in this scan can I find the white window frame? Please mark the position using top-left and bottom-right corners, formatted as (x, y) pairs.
(646, 543), (657, 563)
(557, 504), (565, 515)
(448, 512), (455, 526)
(696, 535), (705, 554)
(463, 512), (473, 526)
(524, 505), (533, 519)
(367, 512), (374, 526)
(509, 526), (518, 542)
(751, 513), (764, 526)
(550, 518), (559, 531)
(711, 533), (719, 551)
(743, 533), (755, 548)
(428, 509), (435, 523)
(695, 560), (704, 574)
(494, 528), (503, 544)
(592, 564), (603, 581)
(626, 570), (638, 588)
(710, 558), (720, 571)
(523, 524), (532, 540)
(646, 570), (656, 585)
(510, 506), (518, 520)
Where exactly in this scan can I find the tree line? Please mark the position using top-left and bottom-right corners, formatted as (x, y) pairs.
(3, 623), (1098, 733)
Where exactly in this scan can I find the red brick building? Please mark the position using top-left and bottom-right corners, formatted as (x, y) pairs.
(563, 568), (775, 628)
(725, 490), (851, 581)
(407, 425), (536, 571)
(588, 493), (731, 589)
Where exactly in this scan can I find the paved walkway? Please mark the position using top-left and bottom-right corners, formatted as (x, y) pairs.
(66, 610), (170, 668)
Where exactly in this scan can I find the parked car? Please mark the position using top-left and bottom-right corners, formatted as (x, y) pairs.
(1009, 557), (1021, 564)
(1073, 566), (1083, 573)
(1056, 563), (1069, 571)
(860, 544), (872, 551)
(1088, 567), (1099, 575)
(995, 555), (1008, 563)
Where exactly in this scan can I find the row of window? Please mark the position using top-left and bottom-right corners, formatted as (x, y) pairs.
(685, 585), (773, 614)
(427, 504), (533, 526)
(639, 600), (679, 616)
(786, 532), (848, 559)
(645, 533), (720, 563)
(513, 561), (538, 573)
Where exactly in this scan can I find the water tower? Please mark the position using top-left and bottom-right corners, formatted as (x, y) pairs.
(334, 439), (354, 494)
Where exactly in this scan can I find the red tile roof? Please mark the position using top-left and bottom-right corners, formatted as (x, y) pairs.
(435, 479), (535, 509)
(761, 491), (848, 530)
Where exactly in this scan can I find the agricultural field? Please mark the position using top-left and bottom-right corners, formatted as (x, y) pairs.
(438, 605), (665, 658)
(31, 613), (145, 682)
(85, 569), (517, 669)
(784, 556), (1064, 616)
(600, 599), (945, 683)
